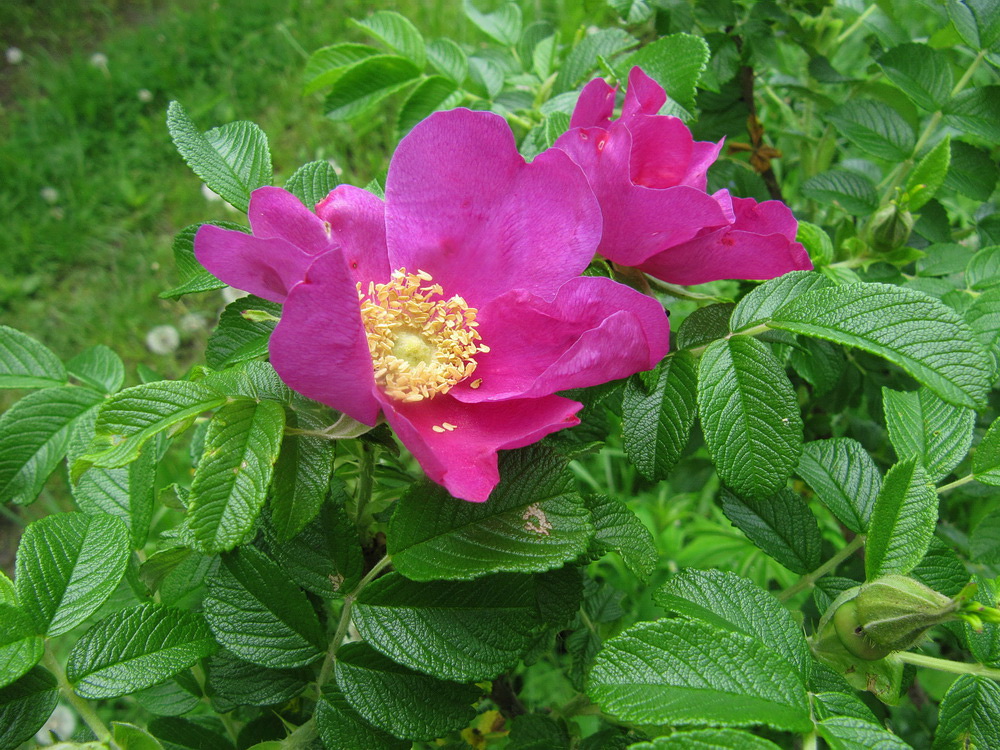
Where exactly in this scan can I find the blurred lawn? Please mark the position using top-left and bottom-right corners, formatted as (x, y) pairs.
(0, 0), (562, 378)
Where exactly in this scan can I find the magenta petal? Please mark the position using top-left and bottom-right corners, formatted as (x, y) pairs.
(683, 139), (725, 191)
(315, 185), (391, 286)
(621, 67), (666, 120)
(556, 123), (730, 266)
(268, 250), (380, 425)
(381, 394), (582, 502)
(385, 109), (602, 305)
(451, 276), (668, 403)
(636, 198), (813, 285)
(248, 187), (337, 256)
(194, 224), (316, 303)
(626, 114), (696, 188)
(570, 77), (617, 129)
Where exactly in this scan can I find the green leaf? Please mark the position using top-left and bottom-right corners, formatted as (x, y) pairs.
(769, 282), (992, 408)
(397, 76), (459, 135)
(467, 56), (504, 99)
(797, 438), (881, 533)
(0, 605), (42, 690)
(865, 458), (938, 579)
(67, 345), (125, 394)
(906, 136), (951, 210)
(971, 508), (1000, 564)
(78, 380), (229, 472)
(284, 160), (340, 210)
(388, 446), (593, 581)
(554, 28), (636, 93)
(698, 337), (803, 500)
(166, 101), (271, 214)
(186, 399), (285, 554)
(817, 717), (913, 750)
(827, 100), (915, 161)
(587, 619), (811, 731)
(268, 422), (335, 543)
(730, 271), (832, 331)
(622, 351), (698, 481)
(353, 572), (541, 681)
(425, 39), (468, 84)
(882, 387), (974, 481)
(812, 691), (879, 723)
(66, 604), (217, 699)
(946, 140), (998, 201)
(334, 643), (479, 741)
(204, 546), (325, 668)
(966, 245), (1000, 290)
(965, 576), (1000, 666)
(148, 717), (234, 750)
(933, 674), (1000, 750)
(620, 33), (710, 112)
(912, 536), (970, 597)
(944, 88), (1000, 142)
(160, 222), (242, 300)
(720, 488), (822, 574)
(608, 0), (654, 24)
(113, 722), (166, 750)
(263, 493), (363, 598)
(303, 43), (378, 95)
(350, 11), (426, 68)
(531, 34), (556, 79)
(463, 0), (522, 45)
(974, 416), (1000, 486)
(206, 649), (308, 707)
(654, 568), (810, 676)
(15, 512), (129, 636)
(0, 386), (102, 505)
(801, 170), (878, 215)
(324, 55), (421, 121)
(676, 303), (735, 350)
(133, 673), (201, 717)
(0, 326), (66, 389)
(878, 43), (953, 112)
(316, 688), (409, 750)
(629, 729), (783, 749)
(0, 667), (59, 750)
(71, 410), (160, 548)
(206, 296), (280, 370)
(789, 338), (847, 396)
(797, 222), (834, 267)
(0, 572), (14, 606)
(585, 494), (657, 579)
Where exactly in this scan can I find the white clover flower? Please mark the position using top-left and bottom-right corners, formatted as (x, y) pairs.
(145, 325), (180, 355)
(221, 286), (250, 305)
(40, 187), (59, 204)
(137, 88), (153, 102)
(89, 52), (109, 68)
(6, 47), (24, 65)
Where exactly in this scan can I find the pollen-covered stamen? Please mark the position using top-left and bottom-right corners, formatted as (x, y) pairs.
(358, 268), (486, 402)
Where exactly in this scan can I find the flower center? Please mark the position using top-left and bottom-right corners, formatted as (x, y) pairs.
(358, 269), (487, 402)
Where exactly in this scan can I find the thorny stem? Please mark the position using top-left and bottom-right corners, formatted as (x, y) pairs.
(778, 535), (865, 602)
(316, 555), (393, 688)
(938, 474), (975, 494)
(42, 645), (113, 746)
(895, 651), (1000, 681)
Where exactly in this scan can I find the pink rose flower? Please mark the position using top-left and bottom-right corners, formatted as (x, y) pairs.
(195, 109), (668, 502)
(553, 66), (812, 284)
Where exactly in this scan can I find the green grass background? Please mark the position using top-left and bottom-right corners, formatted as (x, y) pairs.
(0, 0), (604, 378)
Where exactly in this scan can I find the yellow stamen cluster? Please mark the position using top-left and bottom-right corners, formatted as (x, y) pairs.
(358, 268), (487, 402)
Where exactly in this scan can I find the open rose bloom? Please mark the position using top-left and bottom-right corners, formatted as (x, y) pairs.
(195, 109), (668, 502)
(554, 67), (812, 283)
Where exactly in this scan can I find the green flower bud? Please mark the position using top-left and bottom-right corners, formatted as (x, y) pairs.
(832, 599), (894, 661)
(853, 575), (959, 653)
(871, 203), (914, 253)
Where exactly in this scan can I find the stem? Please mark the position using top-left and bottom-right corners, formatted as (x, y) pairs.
(645, 276), (732, 302)
(938, 474), (975, 494)
(316, 555), (393, 687)
(835, 4), (876, 44)
(682, 323), (772, 357)
(895, 651), (1000, 680)
(802, 730), (819, 750)
(42, 646), (113, 746)
(279, 716), (317, 749)
(951, 48), (987, 97)
(778, 535), (865, 602)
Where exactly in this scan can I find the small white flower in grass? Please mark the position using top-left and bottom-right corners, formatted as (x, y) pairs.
(221, 286), (250, 305)
(146, 324), (180, 355)
(89, 52), (108, 68)
(6, 47), (24, 65)
(40, 187), (59, 204)
(34, 704), (76, 744)
(137, 88), (153, 102)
